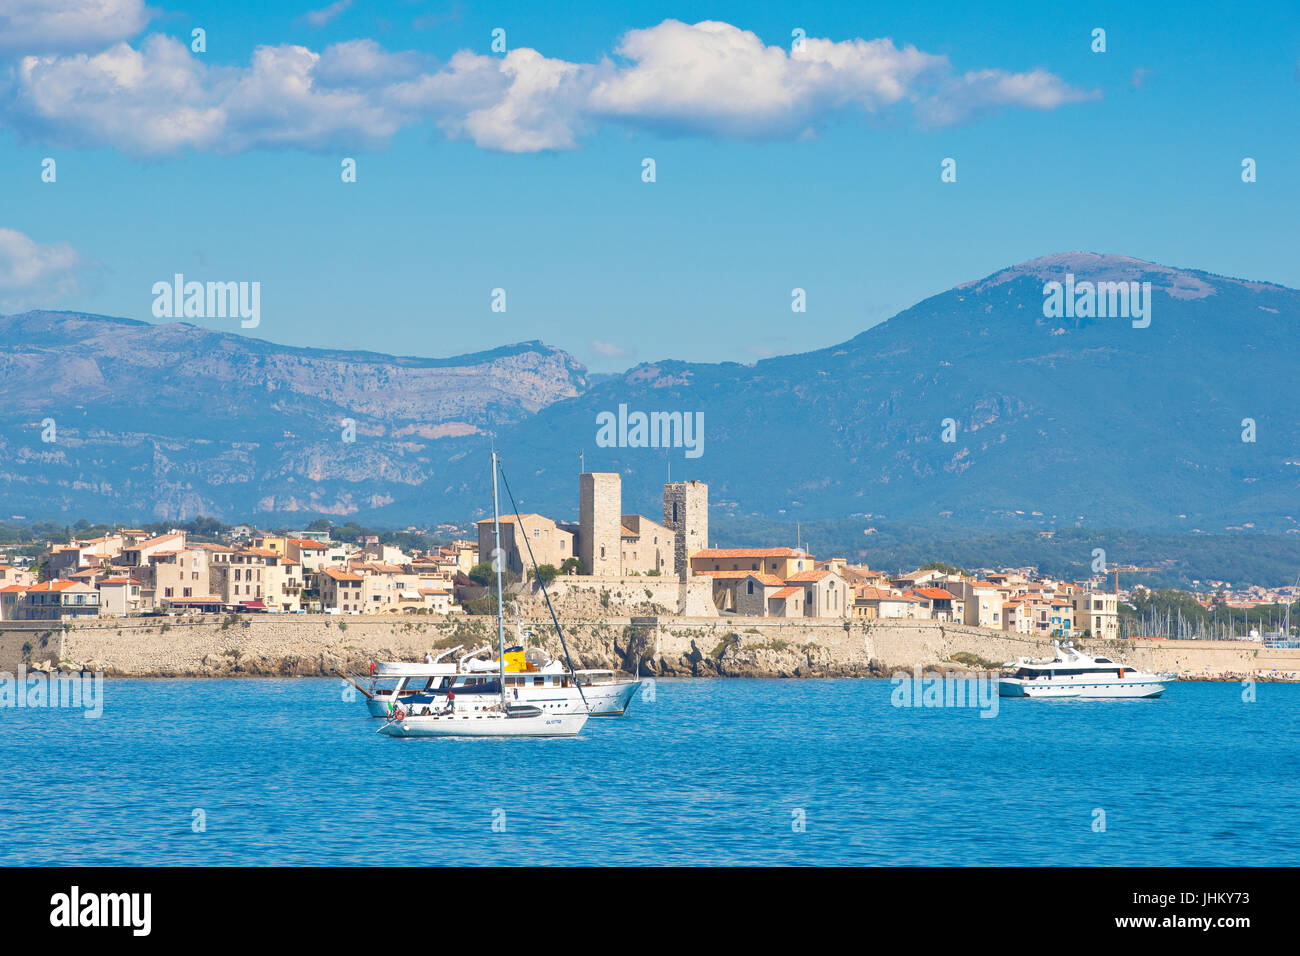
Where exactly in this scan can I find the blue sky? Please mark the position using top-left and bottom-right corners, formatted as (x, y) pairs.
(1, 0), (1296, 371)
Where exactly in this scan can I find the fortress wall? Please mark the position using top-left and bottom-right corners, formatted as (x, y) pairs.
(2, 613), (1296, 680)
(513, 576), (716, 618)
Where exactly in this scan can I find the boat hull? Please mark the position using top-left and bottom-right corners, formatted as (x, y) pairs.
(998, 677), (1170, 699)
(584, 680), (642, 716)
(366, 679), (642, 717)
(378, 711), (588, 738)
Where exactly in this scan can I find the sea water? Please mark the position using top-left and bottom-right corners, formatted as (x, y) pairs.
(0, 678), (1295, 865)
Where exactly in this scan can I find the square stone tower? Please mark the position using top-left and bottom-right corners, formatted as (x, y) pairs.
(663, 480), (708, 580)
(579, 472), (622, 576)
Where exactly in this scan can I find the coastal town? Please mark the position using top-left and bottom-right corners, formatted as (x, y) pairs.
(2, 475), (1295, 645)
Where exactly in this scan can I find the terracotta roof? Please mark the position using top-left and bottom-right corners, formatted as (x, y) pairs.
(0, 584), (30, 593)
(786, 570), (831, 583)
(836, 565), (875, 581)
(915, 587), (957, 600)
(475, 514), (546, 525)
(321, 567), (363, 582)
(133, 533), (183, 549)
(28, 579), (84, 592)
(694, 548), (812, 559)
(289, 539), (329, 549)
(747, 573), (786, 587)
(771, 586), (800, 599)
(855, 587), (897, 601)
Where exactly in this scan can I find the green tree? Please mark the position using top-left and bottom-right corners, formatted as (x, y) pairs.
(919, 561), (965, 575)
(468, 562), (496, 587)
(468, 561), (519, 587)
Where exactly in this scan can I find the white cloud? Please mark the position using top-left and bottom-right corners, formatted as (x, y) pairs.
(0, 228), (86, 310)
(9, 36), (225, 154)
(0, 0), (152, 56)
(313, 38), (427, 86)
(301, 0), (352, 29)
(0, 18), (1100, 155)
(591, 340), (633, 359)
(588, 20), (946, 138)
(6, 36), (412, 153)
(451, 48), (596, 152)
(917, 68), (1101, 126)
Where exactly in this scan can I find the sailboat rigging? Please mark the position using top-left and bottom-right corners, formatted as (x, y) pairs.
(495, 460), (589, 711)
(375, 450), (588, 737)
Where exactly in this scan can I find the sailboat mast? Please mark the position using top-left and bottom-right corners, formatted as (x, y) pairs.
(492, 451), (507, 708)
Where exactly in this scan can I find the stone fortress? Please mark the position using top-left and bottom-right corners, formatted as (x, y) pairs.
(479, 473), (708, 582)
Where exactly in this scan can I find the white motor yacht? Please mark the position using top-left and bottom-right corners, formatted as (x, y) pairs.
(998, 641), (1175, 699)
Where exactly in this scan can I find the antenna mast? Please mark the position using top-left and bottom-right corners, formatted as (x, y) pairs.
(491, 450), (506, 708)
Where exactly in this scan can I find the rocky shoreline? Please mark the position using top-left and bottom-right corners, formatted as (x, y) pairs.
(4, 613), (1299, 681)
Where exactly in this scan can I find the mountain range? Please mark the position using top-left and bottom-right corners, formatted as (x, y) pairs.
(2, 252), (1297, 535)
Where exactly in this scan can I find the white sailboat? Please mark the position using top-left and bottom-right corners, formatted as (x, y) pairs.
(378, 452), (588, 739)
(355, 644), (641, 718)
